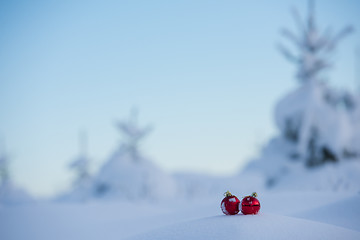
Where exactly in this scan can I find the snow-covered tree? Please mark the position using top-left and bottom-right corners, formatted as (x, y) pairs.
(92, 110), (177, 200)
(58, 132), (92, 202)
(275, 0), (356, 166)
(69, 131), (91, 187)
(350, 52), (360, 157)
(243, 1), (360, 191)
(0, 150), (9, 186)
(115, 109), (152, 162)
(0, 142), (32, 204)
(56, 132), (92, 202)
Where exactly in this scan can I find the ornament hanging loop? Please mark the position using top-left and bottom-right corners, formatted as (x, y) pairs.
(224, 191), (233, 197)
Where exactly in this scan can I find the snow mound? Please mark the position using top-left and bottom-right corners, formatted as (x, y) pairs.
(126, 213), (360, 240)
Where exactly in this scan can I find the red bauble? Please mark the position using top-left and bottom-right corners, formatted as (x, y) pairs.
(240, 192), (260, 215)
(221, 191), (240, 215)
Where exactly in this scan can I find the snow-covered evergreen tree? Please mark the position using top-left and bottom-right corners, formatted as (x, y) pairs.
(0, 145), (9, 185)
(69, 132), (91, 185)
(0, 150), (10, 186)
(115, 109), (152, 162)
(275, 0), (356, 166)
(92, 110), (177, 200)
(61, 131), (92, 201)
(350, 53), (360, 157)
(0, 142), (32, 205)
(243, 1), (360, 191)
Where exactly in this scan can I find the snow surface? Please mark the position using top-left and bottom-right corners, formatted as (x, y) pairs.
(1, 191), (360, 240)
(293, 194), (360, 232)
(127, 213), (360, 240)
(0, 191), (360, 240)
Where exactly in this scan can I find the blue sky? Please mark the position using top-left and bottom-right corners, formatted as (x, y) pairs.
(1, 0), (359, 197)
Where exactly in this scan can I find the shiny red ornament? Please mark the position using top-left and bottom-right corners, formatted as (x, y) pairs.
(240, 192), (260, 215)
(221, 191), (240, 215)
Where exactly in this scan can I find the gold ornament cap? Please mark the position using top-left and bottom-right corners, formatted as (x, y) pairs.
(224, 191), (233, 197)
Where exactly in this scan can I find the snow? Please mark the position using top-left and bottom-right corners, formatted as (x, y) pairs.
(1, 191), (360, 240)
(293, 194), (360, 232)
(274, 81), (356, 161)
(127, 213), (360, 240)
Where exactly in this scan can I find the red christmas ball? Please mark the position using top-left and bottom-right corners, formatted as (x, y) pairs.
(221, 191), (240, 215)
(240, 192), (260, 215)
